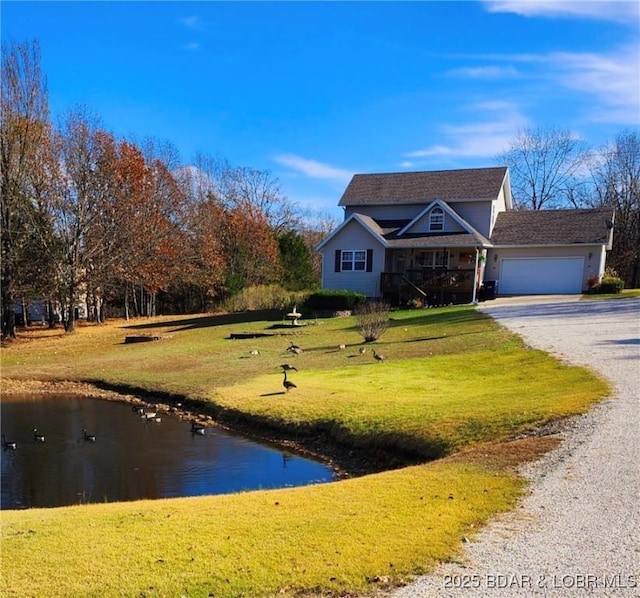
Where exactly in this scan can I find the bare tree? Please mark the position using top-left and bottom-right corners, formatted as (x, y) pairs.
(499, 127), (591, 210)
(214, 158), (301, 232)
(299, 211), (339, 280)
(39, 107), (116, 332)
(588, 129), (640, 287)
(0, 40), (50, 338)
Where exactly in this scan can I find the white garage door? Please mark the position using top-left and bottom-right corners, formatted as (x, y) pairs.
(499, 257), (584, 295)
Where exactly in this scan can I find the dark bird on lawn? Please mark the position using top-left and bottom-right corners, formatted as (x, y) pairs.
(191, 422), (205, 435)
(2, 434), (17, 450)
(82, 429), (96, 442)
(359, 347), (367, 355)
(283, 370), (297, 392)
(373, 350), (385, 363)
(280, 364), (298, 372)
(33, 428), (45, 442)
(287, 342), (303, 354)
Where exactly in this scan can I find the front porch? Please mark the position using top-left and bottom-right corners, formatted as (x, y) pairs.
(380, 247), (485, 307)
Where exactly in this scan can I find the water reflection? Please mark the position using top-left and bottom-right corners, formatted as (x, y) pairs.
(1, 394), (335, 509)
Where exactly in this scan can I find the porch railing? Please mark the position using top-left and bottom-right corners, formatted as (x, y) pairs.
(381, 269), (476, 305)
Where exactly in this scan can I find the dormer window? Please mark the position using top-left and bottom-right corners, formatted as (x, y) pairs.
(429, 206), (444, 231)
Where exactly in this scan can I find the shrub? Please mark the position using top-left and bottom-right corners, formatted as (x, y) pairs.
(303, 290), (366, 313)
(356, 301), (390, 342)
(597, 276), (625, 294)
(221, 285), (308, 312)
(586, 275), (600, 290)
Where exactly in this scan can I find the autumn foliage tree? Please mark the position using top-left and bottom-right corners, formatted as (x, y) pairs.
(1, 40), (51, 338)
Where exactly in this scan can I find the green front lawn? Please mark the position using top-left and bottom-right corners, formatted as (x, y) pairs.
(0, 306), (610, 597)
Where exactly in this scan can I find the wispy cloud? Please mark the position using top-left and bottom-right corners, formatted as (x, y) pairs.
(181, 16), (205, 31)
(549, 44), (640, 124)
(447, 65), (520, 80)
(482, 1), (640, 23)
(184, 42), (200, 51)
(446, 43), (639, 127)
(274, 154), (353, 183)
(404, 101), (530, 161)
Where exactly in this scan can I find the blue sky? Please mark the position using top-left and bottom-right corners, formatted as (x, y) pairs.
(2, 1), (639, 220)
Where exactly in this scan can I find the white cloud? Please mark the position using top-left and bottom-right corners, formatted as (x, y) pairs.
(482, 1), (639, 23)
(405, 102), (530, 159)
(274, 154), (353, 183)
(447, 65), (520, 79)
(184, 42), (200, 51)
(549, 44), (640, 124)
(181, 16), (205, 31)
(448, 44), (639, 127)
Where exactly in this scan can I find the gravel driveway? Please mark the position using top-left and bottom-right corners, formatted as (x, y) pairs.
(394, 296), (640, 597)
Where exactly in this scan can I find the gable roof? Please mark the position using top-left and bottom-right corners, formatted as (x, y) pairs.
(339, 166), (509, 206)
(490, 208), (615, 246)
(315, 213), (388, 251)
(316, 211), (491, 251)
(398, 199), (471, 236)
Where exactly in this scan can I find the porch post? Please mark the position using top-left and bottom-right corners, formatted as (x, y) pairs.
(472, 248), (480, 304)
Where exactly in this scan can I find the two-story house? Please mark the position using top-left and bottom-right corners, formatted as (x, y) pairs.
(316, 166), (614, 305)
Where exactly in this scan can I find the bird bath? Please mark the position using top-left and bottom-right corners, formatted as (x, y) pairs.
(284, 305), (303, 326)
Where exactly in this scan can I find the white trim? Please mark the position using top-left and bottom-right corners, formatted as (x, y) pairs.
(340, 249), (367, 272)
(316, 213), (388, 251)
(397, 199), (480, 237)
(429, 206), (445, 231)
(492, 243), (606, 249)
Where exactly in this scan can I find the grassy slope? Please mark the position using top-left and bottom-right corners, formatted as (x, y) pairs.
(0, 306), (610, 597)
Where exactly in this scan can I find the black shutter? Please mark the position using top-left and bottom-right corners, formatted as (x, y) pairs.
(335, 250), (341, 272)
(366, 249), (373, 272)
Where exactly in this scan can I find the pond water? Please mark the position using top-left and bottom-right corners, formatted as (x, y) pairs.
(1, 394), (335, 509)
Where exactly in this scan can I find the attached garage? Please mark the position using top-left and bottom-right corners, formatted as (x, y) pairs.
(499, 257), (585, 295)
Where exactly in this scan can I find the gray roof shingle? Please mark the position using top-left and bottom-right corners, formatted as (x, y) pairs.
(490, 208), (615, 245)
(352, 215), (491, 248)
(339, 166), (508, 206)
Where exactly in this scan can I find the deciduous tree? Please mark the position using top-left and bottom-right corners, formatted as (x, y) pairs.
(0, 40), (50, 338)
(588, 129), (640, 287)
(499, 127), (590, 210)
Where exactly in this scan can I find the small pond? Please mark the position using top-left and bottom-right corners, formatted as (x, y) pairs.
(1, 394), (335, 509)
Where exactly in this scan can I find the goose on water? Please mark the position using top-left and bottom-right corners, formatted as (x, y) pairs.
(82, 429), (96, 442)
(33, 428), (45, 442)
(2, 434), (17, 450)
(191, 422), (206, 435)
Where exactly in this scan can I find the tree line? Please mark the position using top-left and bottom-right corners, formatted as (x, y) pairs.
(1, 41), (334, 338)
(2, 40), (638, 338)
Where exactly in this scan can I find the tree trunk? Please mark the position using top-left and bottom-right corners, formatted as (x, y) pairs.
(124, 285), (130, 321)
(1, 285), (17, 339)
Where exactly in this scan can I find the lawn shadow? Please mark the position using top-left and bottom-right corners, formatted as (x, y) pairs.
(123, 310), (283, 333)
